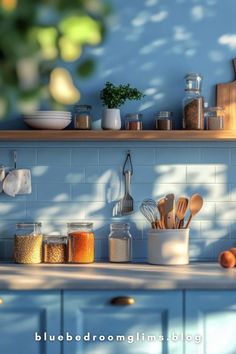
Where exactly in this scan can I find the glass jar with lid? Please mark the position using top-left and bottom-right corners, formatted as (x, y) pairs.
(183, 73), (204, 130)
(68, 222), (94, 263)
(125, 113), (143, 130)
(74, 105), (92, 130)
(156, 111), (173, 130)
(43, 236), (67, 263)
(108, 223), (132, 263)
(14, 222), (43, 264)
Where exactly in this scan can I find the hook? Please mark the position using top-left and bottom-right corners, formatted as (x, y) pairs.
(13, 150), (17, 169)
(123, 150), (133, 175)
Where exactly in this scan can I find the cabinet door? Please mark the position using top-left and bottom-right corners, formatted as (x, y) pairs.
(0, 291), (61, 354)
(63, 290), (183, 354)
(186, 291), (236, 354)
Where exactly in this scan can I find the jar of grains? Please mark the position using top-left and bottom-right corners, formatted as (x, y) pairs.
(68, 222), (94, 263)
(74, 105), (92, 130)
(183, 73), (204, 130)
(108, 223), (132, 263)
(43, 236), (67, 263)
(14, 223), (43, 264)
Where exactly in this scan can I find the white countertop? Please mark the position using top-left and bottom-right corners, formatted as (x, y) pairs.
(0, 262), (236, 290)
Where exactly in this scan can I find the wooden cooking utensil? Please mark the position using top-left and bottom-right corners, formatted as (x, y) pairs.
(185, 194), (203, 229)
(175, 197), (189, 229)
(216, 58), (236, 129)
(164, 193), (175, 229)
(157, 198), (166, 229)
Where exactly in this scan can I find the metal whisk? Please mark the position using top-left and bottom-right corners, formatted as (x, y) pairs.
(140, 199), (160, 229)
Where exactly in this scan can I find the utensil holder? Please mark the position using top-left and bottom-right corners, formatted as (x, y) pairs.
(147, 228), (189, 265)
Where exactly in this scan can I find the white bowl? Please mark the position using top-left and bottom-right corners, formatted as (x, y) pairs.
(24, 118), (72, 130)
(23, 115), (72, 120)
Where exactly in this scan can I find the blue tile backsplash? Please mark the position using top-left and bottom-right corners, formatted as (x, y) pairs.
(0, 140), (235, 262)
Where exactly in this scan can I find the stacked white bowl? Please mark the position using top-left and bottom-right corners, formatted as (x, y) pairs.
(23, 111), (72, 130)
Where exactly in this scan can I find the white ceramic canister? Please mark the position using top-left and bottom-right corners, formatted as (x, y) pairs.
(101, 108), (121, 130)
(147, 228), (190, 265)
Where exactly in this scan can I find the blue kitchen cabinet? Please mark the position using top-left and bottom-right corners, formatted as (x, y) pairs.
(185, 291), (236, 354)
(0, 291), (61, 354)
(63, 290), (183, 354)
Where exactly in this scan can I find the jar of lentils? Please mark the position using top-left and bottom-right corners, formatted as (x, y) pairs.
(43, 236), (67, 264)
(14, 223), (43, 264)
(68, 222), (94, 263)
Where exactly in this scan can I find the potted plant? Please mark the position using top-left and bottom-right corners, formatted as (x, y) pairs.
(100, 81), (144, 130)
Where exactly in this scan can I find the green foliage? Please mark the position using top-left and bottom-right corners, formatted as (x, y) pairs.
(100, 82), (145, 108)
(0, 0), (109, 117)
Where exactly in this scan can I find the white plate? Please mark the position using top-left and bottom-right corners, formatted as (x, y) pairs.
(27, 111), (72, 114)
(23, 115), (72, 120)
(24, 118), (72, 130)
(23, 113), (72, 117)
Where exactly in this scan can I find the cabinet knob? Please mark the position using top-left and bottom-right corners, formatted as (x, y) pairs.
(0, 298), (3, 305)
(110, 296), (135, 306)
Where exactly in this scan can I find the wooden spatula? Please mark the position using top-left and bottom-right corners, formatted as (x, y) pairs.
(157, 198), (166, 229)
(217, 59), (236, 129)
(164, 194), (175, 229)
(175, 197), (189, 229)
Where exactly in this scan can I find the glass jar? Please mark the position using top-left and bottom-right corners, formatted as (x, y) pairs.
(68, 222), (94, 263)
(183, 73), (204, 130)
(14, 223), (43, 264)
(205, 106), (225, 130)
(43, 236), (67, 263)
(74, 105), (92, 130)
(156, 111), (173, 130)
(108, 223), (132, 263)
(125, 113), (143, 130)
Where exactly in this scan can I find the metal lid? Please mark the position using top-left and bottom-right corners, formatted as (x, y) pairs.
(67, 222), (93, 228)
(73, 105), (92, 111)
(125, 113), (143, 120)
(156, 111), (173, 119)
(16, 222), (42, 228)
(110, 223), (130, 230)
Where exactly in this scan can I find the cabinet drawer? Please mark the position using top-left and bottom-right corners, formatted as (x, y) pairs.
(63, 290), (183, 354)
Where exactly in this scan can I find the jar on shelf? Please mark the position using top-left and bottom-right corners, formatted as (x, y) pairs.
(68, 222), (94, 263)
(205, 106), (225, 130)
(43, 236), (67, 264)
(74, 105), (92, 130)
(108, 223), (132, 263)
(155, 111), (173, 130)
(125, 113), (143, 130)
(14, 223), (43, 264)
(183, 73), (204, 130)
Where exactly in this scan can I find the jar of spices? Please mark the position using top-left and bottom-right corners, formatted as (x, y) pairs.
(14, 223), (43, 264)
(68, 222), (94, 263)
(43, 236), (67, 263)
(74, 105), (92, 130)
(125, 113), (143, 130)
(183, 73), (204, 130)
(156, 111), (173, 130)
(205, 106), (225, 130)
(109, 223), (132, 263)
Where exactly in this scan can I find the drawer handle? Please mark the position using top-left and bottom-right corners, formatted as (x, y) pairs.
(110, 296), (135, 306)
(0, 298), (3, 305)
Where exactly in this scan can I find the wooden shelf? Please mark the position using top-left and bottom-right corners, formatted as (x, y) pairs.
(0, 130), (236, 141)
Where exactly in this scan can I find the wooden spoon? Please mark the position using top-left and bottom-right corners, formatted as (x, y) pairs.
(157, 198), (166, 229)
(185, 194), (203, 229)
(175, 197), (189, 229)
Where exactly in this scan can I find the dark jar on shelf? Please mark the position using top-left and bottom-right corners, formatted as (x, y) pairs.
(125, 113), (143, 130)
(74, 105), (92, 130)
(183, 73), (204, 130)
(155, 111), (173, 130)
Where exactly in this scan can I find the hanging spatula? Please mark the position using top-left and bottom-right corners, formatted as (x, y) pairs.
(120, 170), (134, 215)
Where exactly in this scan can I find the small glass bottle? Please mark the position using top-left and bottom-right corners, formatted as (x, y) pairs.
(68, 222), (94, 263)
(109, 223), (132, 263)
(156, 111), (173, 130)
(43, 236), (67, 263)
(14, 223), (43, 264)
(74, 105), (92, 130)
(125, 113), (143, 130)
(183, 73), (204, 130)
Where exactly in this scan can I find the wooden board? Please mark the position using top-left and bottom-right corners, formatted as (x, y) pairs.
(217, 59), (236, 129)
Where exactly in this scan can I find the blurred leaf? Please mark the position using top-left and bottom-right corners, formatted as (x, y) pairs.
(77, 59), (95, 78)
